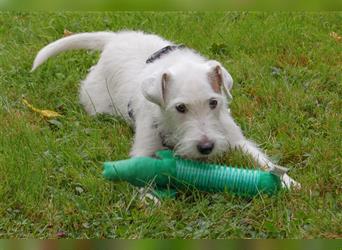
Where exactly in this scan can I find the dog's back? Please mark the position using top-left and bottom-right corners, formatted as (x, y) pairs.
(32, 30), (170, 71)
(31, 31), (172, 115)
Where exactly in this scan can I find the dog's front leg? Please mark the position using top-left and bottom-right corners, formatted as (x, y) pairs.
(130, 118), (163, 158)
(129, 117), (164, 205)
(232, 139), (301, 190)
(223, 115), (301, 189)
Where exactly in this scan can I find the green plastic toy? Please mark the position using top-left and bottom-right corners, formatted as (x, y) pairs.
(103, 150), (282, 198)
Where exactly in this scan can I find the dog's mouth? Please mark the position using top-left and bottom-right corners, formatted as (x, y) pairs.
(172, 135), (226, 160)
(173, 149), (217, 162)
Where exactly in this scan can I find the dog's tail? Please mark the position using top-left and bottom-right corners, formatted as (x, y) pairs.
(31, 32), (115, 71)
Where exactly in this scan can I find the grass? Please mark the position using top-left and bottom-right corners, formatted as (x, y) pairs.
(0, 12), (341, 239)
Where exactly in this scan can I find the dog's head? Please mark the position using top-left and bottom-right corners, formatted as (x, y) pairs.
(141, 60), (233, 158)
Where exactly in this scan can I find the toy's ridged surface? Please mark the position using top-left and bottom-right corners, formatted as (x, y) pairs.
(175, 159), (280, 196)
(103, 150), (281, 197)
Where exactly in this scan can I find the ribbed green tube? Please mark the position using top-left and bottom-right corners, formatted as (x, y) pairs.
(103, 150), (281, 197)
(173, 159), (280, 196)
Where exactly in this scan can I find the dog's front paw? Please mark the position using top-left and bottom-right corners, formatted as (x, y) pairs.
(281, 173), (301, 190)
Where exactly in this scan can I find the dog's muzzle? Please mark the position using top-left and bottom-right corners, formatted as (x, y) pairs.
(197, 141), (215, 155)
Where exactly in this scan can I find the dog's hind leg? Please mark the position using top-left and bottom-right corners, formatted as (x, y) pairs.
(79, 67), (121, 116)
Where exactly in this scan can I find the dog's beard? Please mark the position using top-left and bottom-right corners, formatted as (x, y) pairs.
(165, 120), (229, 159)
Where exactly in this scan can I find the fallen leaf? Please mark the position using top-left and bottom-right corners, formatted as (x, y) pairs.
(22, 97), (62, 119)
(56, 231), (67, 238)
(75, 186), (84, 195)
(270, 66), (282, 77)
(63, 29), (73, 37)
(329, 31), (341, 42)
(82, 222), (91, 229)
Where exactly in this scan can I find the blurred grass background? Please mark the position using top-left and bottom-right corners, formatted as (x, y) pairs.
(0, 239), (342, 250)
(0, 12), (341, 239)
(1, 0), (342, 10)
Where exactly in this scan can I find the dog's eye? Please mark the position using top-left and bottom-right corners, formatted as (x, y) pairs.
(175, 103), (187, 113)
(209, 99), (218, 109)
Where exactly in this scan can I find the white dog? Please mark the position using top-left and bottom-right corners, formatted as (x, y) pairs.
(32, 31), (300, 189)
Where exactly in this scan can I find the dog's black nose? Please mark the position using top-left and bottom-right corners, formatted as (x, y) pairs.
(197, 142), (214, 155)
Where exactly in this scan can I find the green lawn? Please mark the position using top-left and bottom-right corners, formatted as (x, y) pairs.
(0, 12), (341, 239)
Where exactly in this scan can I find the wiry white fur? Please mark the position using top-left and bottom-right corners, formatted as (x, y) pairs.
(32, 32), (115, 71)
(32, 30), (300, 189)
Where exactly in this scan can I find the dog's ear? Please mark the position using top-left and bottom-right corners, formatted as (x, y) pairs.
(141, 71), (170, 107)
(207, 61), (233, 101)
